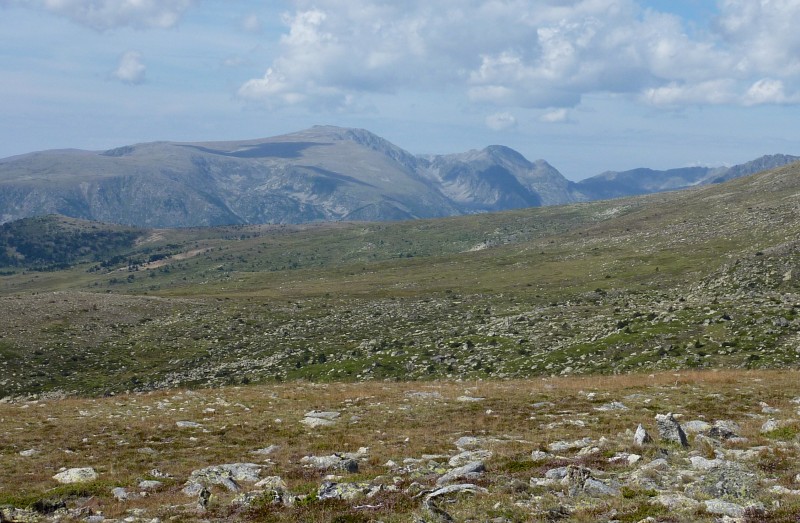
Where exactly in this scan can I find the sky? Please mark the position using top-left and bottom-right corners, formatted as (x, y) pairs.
(1, 1), (800, 181)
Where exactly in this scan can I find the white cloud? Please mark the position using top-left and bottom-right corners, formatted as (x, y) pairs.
(743, 78), (798, 106)
(539, 108), (570, 123)
(237, 0), (800, 111)
(485, 112), (517, 131)
(113, 51), (146, 85)
(6, 0), (195, 30)
(241, 13), (262, 34)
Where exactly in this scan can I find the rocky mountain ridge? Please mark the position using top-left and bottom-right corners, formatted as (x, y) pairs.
(1, 125), (796, 227)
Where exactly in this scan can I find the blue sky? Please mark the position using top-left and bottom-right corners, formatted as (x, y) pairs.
(1, 0), (799, 180)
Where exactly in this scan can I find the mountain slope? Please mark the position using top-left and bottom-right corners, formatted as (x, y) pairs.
(1, 126), (798, 227)
(0, 127), (467, 226)
(0, 126), (579, 226)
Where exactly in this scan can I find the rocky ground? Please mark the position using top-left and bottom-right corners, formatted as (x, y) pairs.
(2, 370), (800, 522)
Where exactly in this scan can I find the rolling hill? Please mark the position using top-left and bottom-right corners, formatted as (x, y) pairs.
(1, 158), (800, 398)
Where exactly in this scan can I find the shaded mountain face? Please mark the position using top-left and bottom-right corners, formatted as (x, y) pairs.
(0, 126), (797, 227)
(573, 154), (800, 201)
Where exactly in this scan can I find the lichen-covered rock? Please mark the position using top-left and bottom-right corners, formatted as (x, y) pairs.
(183, 463), (262, 494)
(317, 481), (379, 501)
(300, 454), (359, 473)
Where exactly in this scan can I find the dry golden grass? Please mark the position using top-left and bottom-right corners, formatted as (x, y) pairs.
(1, 369), (799, 521)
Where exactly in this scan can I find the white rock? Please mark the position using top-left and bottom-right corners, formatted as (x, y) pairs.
(176, 421), (202, 428)
(456, 396), (485, 402)
(761, 418), (780, 433)
(53, 467), (98, 484)
(252, 445), (280, 455)
(689, 456), (723, 470)
(300, 417), (335, 428)
(19, 449), (38, 457)
(703, 499), (744, 518)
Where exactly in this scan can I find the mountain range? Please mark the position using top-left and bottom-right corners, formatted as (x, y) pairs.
(0, 125), (796, 227)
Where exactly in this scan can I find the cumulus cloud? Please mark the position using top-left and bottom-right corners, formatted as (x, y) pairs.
(113, 51), (146, 85)
(485, 112), (517, 131)
(238, 0), (800, 111)
(6, 0), (195, 30)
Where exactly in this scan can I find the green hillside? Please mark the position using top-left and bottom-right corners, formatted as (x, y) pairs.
(1, 161), (799, 397)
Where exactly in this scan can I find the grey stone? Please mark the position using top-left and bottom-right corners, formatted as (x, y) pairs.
(448, 449), (492, 467)
(708, 420), (741, 440)
(112, 487), (128, 501)
(682, 420), (712, 433)
(562, 465), (620, 497)
(454, 436), (482, 450)
(548, 437), (593, 452)
(530, 450), (551, 461)
(436, 461), (486, 486)
(655, 413), (688, 447)
(138, 480), (163, 491)
(545, 467), (570, 480)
